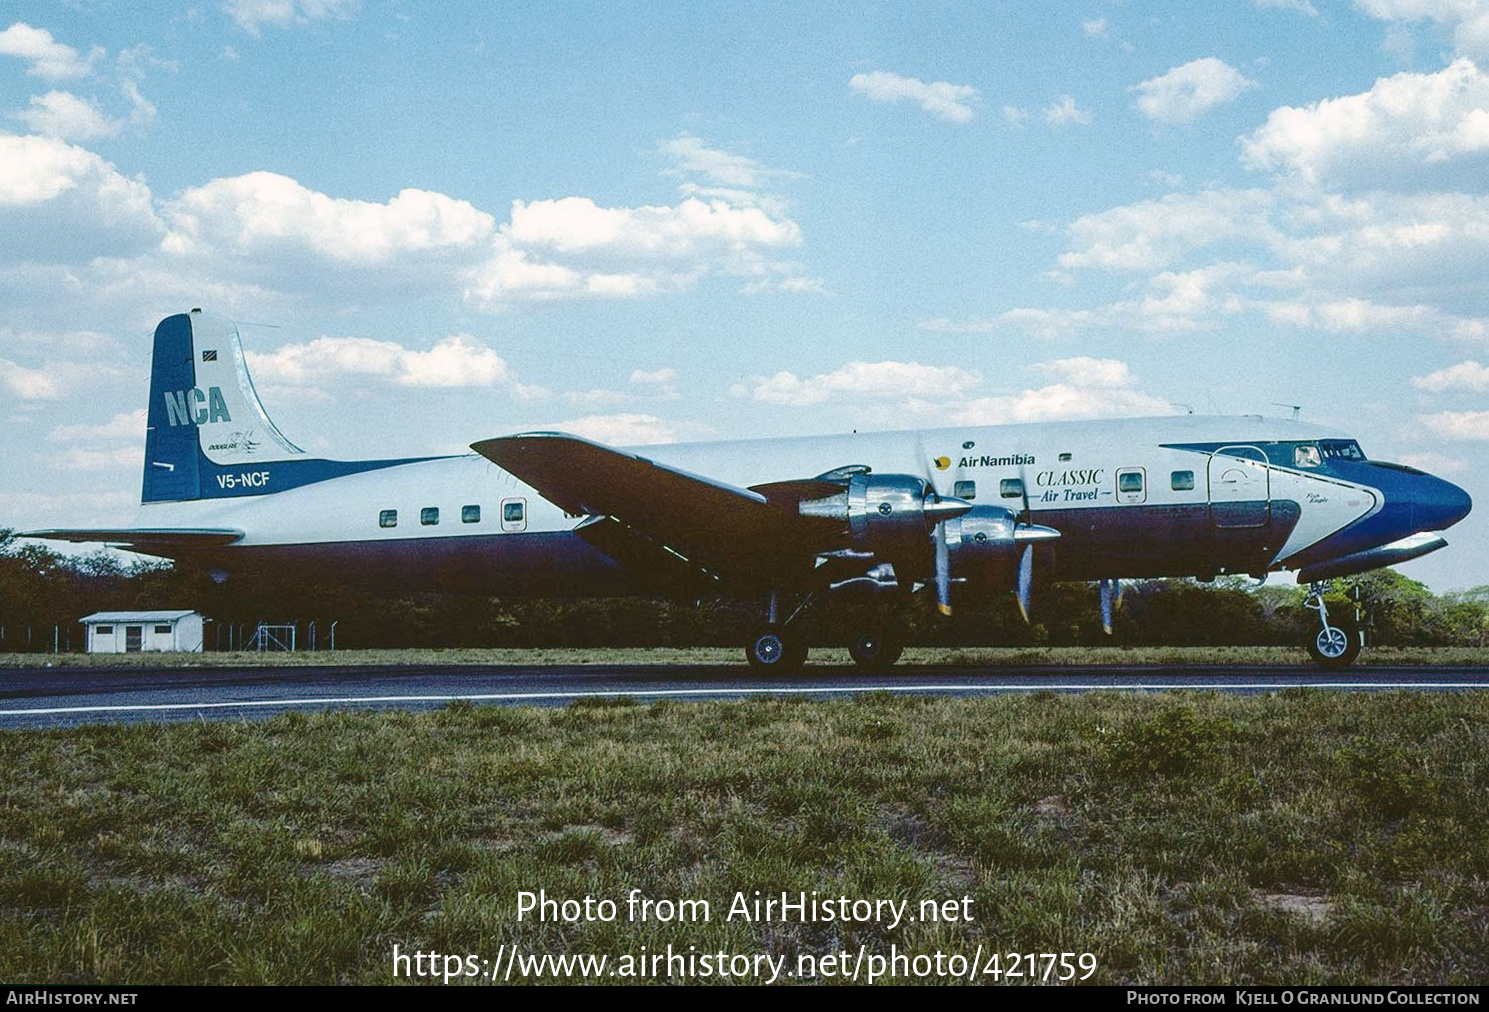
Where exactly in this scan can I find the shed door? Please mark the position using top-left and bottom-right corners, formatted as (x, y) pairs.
(125, 626), (143, 652)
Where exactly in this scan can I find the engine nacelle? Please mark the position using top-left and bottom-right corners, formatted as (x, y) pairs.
(800, 473), (971, 556)
(846, 473), (936, 554)
(942, 505), (1022, 590)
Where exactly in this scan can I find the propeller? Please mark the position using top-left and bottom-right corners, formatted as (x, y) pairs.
(933, 521), (951, 616)
(919, 434), (965, 616)
(1098, 578), (1123, 635)
(914, 436), (1059, 621)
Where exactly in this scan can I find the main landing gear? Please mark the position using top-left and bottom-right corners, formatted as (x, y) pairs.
(1303, 581), (1361, 670)
(745, 591), (813, 672)
(744, 590), (909, 672)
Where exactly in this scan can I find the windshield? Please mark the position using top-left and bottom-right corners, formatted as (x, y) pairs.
(1319, 439), (1366, 462)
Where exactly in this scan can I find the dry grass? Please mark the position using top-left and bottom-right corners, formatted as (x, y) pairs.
(3, 690), (1487, 985)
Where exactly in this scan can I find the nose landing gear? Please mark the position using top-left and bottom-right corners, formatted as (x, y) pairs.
(1304, 581), (1361, 669)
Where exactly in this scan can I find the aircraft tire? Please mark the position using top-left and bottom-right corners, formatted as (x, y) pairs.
(1306, 612), (1361, 669)
(746, 625), (806, 672)
(848, 627), (904, 670)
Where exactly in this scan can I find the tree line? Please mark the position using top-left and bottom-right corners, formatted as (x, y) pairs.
(1, 530), (1485, 652)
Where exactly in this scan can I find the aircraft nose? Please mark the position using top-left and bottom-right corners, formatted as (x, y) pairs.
(1425, 476), (1472, 531)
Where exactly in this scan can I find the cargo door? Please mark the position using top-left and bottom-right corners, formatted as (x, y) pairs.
(1208, 446), (1270, 528)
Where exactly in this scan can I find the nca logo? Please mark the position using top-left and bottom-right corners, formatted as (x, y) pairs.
(163, 387), (231, 427)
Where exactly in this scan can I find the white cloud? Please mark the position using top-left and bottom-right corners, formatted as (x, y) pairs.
(659, 133), (798, 190)
(1420, 409), (1489, 438)
(926, 265), (1245, 339)
(1002, 105), (1030, 127)
(1044, 95), (1092, 126)
(1058, 188), (1276, 271)
(12, 91), (123, 141)
(223, 0), (359, 35)
(0, 133), (161, 262)
(51, 446), (140, 472)
(1083, 18), (1109, 38)
(49, 408), (146, 443)
(1396, 450), (1467, 472)
(245, 334), (534, 391)
(955, 358), (1171, 425)
(504, 195), (798, 260)
(0, 357), (60, 399)
(956, 385), (1172, 425)
(1241, 59), (1489, 187)
(0, 23), (99, 81)
(0, 132), (812, 321)
(1358, 0), (1489, 59)
(629, 367), (676, 385)
(1133, 58), (1258, 124)
(1031, 357), (1139, 388)
(44, 409), (146, 472)
(849, 71), (979, 124)
(546, 413), (711, 446)
(1411, 359), (1489, 391)
(467, 192), (805, 306)
(1264, 297), (1442, 332)
(748, 361), (980, 406)
(164, 172), (496, 265)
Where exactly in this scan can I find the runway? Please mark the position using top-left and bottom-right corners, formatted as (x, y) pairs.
(3, 662), (1488, 729)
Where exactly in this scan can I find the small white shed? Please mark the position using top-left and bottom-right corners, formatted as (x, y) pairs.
(81, 611), (205, 653)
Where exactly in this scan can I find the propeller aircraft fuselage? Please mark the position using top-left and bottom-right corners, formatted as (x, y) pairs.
(27, 313), (1473, 670)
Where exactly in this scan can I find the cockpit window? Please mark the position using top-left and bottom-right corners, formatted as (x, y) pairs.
(1294, 444), (1321, 468)
(1320, 439), (1366, 461)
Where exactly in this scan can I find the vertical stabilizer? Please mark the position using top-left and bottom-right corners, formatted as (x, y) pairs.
(143, 311), (308, 502)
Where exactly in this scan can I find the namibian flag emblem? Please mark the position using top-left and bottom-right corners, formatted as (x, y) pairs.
(202, 350), (217, 362)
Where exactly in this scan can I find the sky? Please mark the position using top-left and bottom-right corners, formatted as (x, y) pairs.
(2, 0), (1488, 592)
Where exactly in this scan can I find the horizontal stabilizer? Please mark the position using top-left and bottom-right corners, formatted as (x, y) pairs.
(23, 528), (245, 551)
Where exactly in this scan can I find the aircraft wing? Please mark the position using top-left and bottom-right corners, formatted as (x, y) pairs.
(22, 528), (245, 552)
(472, 432), (827, 585)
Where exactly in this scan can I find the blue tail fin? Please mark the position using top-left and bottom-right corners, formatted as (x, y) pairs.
(142, 311), (436, 503)
(143, 311), (308, 502)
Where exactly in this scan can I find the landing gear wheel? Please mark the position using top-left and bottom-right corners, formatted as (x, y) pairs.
(848, 627), (904, 671)
(1307, 612), (1361, 670)
(746, 625), (806, 672)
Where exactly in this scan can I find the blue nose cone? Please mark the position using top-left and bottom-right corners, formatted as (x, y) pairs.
(1424, 475), (1472, 531)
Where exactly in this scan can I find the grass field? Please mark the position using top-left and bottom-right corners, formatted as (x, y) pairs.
(5, 644), (1489, 668)
(3, 689), (1487, 985)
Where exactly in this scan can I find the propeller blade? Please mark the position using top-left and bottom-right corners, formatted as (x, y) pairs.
(1100, 578), (1116, 635)
(1016, 543), (1033, 623)
(1018, 463), (1031, 528)
(934, 520), (951, 616)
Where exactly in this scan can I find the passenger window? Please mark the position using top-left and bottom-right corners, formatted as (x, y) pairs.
(421, 507), (439, 526)
(1171, 470), (1195, 491)
(1294, 444), (1321, 468)
(953, 480), (976, 500)
(461, 504), (481, 524)
(379, 509), (397, 528)
(501, 497), (528, 532)
(999, 478), (1024, 499)
(1116, 467), (1147, 504)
